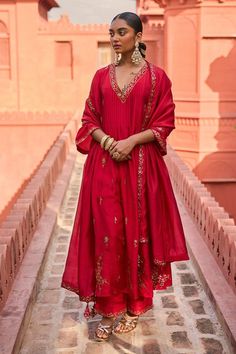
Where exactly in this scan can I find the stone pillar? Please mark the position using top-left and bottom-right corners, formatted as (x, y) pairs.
(155, 0), (236, 221)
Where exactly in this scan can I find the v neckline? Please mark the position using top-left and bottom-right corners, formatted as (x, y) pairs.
(109, 60), (148, 103)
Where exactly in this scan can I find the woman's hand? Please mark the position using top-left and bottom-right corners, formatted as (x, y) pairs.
(109, 136), (137, 162)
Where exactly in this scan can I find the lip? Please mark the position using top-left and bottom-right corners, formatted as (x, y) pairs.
(113, 45), (121, 49)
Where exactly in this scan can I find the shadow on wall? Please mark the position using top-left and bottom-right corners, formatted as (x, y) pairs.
(194, 39), (236, 221)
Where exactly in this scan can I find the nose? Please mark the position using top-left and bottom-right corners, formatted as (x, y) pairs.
(112, 33), (120, 42)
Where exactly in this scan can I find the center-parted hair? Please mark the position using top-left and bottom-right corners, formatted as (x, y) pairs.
(111, 12), (146, 58)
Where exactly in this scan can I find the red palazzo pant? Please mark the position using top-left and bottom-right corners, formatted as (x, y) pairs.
(94, 295), (153, 317)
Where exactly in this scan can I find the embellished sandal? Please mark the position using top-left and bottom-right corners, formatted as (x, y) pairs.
(94, 322), (114, 342)
(113, 313), (139, 334)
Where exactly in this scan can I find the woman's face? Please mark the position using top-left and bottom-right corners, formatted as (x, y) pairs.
(109, 18), (142, 55)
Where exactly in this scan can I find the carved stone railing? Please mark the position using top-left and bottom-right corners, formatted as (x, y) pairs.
(165, 145), (236, 293)
(0, 113), (78, 311)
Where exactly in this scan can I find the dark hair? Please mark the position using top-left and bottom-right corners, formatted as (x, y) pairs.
(111, 12), (146, 58)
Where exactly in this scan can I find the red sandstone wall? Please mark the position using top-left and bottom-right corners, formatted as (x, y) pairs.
(0, 112), (72, 220)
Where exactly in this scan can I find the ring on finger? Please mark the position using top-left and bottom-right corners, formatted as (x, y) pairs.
(113, 152), (120, 159)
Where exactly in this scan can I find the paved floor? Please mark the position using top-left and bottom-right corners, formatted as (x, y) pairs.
(19, 156), (234, 354)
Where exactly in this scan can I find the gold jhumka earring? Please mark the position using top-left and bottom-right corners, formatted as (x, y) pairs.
(115, 53), (122, 66)
(131, 41), (142, 65)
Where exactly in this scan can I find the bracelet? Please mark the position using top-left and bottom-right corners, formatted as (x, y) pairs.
(100, 135), (110, 149)
(104, 137), (114, 151)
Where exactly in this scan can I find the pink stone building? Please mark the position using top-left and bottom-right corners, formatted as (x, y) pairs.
(0, 1), (236, 336)
(138, 0), (236, 222)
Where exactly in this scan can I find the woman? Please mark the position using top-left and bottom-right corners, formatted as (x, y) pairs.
(61, 12), (189, 341)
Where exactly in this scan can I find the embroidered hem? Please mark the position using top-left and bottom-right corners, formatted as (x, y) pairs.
(127, 304), (153, 316)
(94, 304), (153, 318)
(94, 307), (127, 318)
(61, 281), (95, 302)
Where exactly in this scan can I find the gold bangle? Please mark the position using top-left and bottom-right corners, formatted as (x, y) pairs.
(100, 135), (110, 149)
(104, 137), (114, 150)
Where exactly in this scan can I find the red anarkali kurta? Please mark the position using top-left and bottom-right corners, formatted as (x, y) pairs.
(61, 61), (189, 311)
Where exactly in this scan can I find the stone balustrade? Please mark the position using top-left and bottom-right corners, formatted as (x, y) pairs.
(0, 113), (78, 311)
(165, 146), (236, 293)
(1, 130), (235, 311)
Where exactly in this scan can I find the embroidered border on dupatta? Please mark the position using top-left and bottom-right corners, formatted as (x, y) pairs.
(61, 281), (95, 302)
(137, 63), (156, 241)
(75, 97), (100, 147)
(151, 127), (167, 155)
(75, 126), (99, 147)
(137, 64), (169, 272)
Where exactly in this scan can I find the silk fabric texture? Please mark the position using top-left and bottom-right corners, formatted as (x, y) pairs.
(61, 61), (189, 315)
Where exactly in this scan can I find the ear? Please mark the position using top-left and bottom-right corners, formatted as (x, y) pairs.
(136, 32), (142, 42)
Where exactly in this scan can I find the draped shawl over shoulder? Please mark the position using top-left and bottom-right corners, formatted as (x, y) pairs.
(61, 61), (189, 302)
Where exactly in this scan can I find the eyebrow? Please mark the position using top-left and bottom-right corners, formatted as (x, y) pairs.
(109, 27), (128, 32)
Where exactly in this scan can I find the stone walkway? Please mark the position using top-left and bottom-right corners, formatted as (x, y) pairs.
(19, 155), (234, 354)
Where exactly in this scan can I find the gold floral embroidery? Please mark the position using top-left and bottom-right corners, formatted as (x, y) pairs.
(152, 272), (170, 288)
(109, 62), (148, 103)
(61, 282), (95, 302)
(151, 128), (166, 154)
(142, 63), (156, 130)
(140, 238), (148, 243)
(87, 97), (96, 114)
(154, 259), (166, 266)
(137, 145), (144, 239)
(96, 256), (109, 290)
(104, 236), (109, 245)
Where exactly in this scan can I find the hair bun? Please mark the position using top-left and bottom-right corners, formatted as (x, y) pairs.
(138, 42), (146, 58)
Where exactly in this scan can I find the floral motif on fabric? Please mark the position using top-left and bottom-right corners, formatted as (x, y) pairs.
(103, 236), (109, 245)
(138, 254), (146, 289)
(154, 258), (166, 266)
(95, 256), (109, 290)
(140, 238), (149, 243)
(101, 157), (106, 167)
(109, 61), (148, 103)
(152, 272), (170, 288)
(152, 261), (171, 288)
(114, 216), (118, 224)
